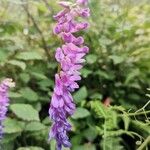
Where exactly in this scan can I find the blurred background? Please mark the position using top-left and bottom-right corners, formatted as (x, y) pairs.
(0, 0), (150, 150)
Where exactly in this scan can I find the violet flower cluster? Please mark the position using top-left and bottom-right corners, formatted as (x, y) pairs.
(49, 0), (90, 150)
(0, 78), (15, 139)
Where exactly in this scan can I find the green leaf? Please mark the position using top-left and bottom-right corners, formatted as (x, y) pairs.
(42, 117), (51, 125)
(9, 92), (21, 98)
(7, 60), (26, 70)
(19, 73), (30, 83)
(90, 93), (102, 100)
(10, 104), (40, 121)
(105, 111), (118, 130)
(31, 72), (47, 80)
(73, 144), (96, 150)
(37, 79), (54, 91)
(112, 106), (126, 112)
(81, 68), (92, 78)
(91, 101), (108, 118)
(0, 50), (8, 62)
(71, 135), (82, 145)
(37, 79), (53, 88)
(0, 142), (14, 150)
(50, 140), (56, 150)
(83, 127), (98, 141)
(100, 137), (124, 150)
(122, 114), (130, 130)
(25, 122), (46, 132)
(83, 144), (96, 150)
(16, 51), (43, 60)
(2, 133), (21, 143)
(86, 54), (97, 64)
(72, 107), (90, 119)
(131, 47), (150, 56)
(131, 120), (150, 135)
(73, 86), (88, 103)
(62, 147), (70, 150)
(95, 70), (114, 80)
(105, 130), (134, 138)
(16, 147), (44, 150)
(146, 94), (150, 98)
(37, 3), (47, 15)
(3, 118), (24, 134)
(125, 69), (140, 84)
(109, 55), (125, 64)
(19, 87), (38, 102)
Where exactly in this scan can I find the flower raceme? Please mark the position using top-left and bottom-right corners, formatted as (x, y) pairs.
(0, 78), (15, 139)
(49, 0), (90, 150)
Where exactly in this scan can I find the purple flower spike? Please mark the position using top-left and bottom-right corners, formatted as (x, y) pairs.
(49, 0), (90, 149)
(0, 78), (15, 139)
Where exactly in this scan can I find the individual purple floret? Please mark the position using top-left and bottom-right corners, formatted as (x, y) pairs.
(49, 0), (90, 149)
(0, 78), (15, 139)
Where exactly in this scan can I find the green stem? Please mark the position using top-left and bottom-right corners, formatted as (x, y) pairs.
(137, 136), (150, 150)
(57, 64), (61, 73)
(118, 110), (150, 117)
(127, 110), (150, 116)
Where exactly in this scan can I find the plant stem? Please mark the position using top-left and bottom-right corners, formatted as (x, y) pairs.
(118, 110), (150, 117)
(127, 110), (150, 116)
(137, 136), (150, 150)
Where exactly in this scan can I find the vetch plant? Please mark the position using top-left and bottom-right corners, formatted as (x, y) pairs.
(0, 78), (15, 139)
(49, 0), (90, 149)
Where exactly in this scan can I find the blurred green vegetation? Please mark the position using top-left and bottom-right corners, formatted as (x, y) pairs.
(0, 0), (150, 150)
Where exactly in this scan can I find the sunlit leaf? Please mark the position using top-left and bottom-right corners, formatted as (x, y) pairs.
(10, 104), (40, 121)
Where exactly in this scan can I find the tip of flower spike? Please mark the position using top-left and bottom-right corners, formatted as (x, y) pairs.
(2, 78), (15, 88)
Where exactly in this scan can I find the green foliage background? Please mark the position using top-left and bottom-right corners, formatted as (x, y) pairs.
(0, 0), (150, 150)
